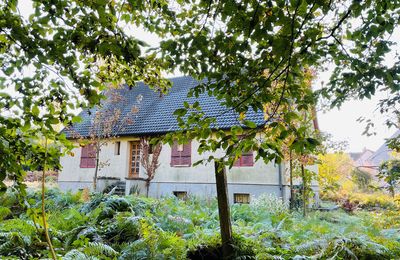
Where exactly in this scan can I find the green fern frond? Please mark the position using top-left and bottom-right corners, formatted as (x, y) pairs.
(63, 249), (99, 260)
(84, 242), (118, 257)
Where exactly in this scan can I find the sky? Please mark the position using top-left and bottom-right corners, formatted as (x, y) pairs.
(317, 87), (396, 152)
(16, 1), (399, 153)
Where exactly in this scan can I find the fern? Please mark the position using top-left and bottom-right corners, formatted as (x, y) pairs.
(84, 242), (118, 257)
(104, 197), (133, 212)
(0, 206), (12, 220)
(80, 193), (105, 214)
(63, 249), (99, 260)
(0, 231), (33, 258)
(63, 225), (102, 250)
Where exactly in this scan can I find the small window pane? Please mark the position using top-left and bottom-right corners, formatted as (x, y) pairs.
(173, 191), (187, 200)
(115, 141), (121, 155)
(234, 193), (250, 204)
(129, 141), (141, 177)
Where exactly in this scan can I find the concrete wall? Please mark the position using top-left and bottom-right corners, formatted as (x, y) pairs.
(59, 137), (319, 203)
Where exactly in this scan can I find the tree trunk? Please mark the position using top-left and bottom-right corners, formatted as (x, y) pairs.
(289, 151), (294, 210)
(93, 149), (100, 191)
(301, 164), (307, 217)
(146, 181), (150, 197)
(42, 139), (57, 259)
(214, 161), (233, 259)
(390, 184), (395, 198)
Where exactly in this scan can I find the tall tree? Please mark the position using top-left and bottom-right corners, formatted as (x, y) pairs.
(156, 0), (400, 166)
(154, 0), (400, 251)
(0, 0), (171, 194)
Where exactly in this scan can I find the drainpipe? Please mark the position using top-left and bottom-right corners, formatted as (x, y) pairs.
(278, 163), (284, 201)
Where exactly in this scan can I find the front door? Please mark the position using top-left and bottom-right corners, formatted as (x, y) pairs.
(129, 141), (140, 178)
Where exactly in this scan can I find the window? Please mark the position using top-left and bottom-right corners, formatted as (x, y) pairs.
(173, 191), (188, 200)
(80, 144), (96, 168)
(234, 193), (250, 204)
(114, 141), (121, 155)
(177, 144), (184, 152)
(170, 140), (191, 167)
(233, 150), (254, 167)
(129, 141), (141, 178)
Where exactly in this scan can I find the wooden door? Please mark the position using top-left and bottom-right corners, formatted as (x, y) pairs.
(129, 141), (140, 178)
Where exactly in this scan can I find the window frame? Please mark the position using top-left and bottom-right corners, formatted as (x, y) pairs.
(234, 193), (251, 204)
(173, 191), (188, 200)
(170, 140), (191, 167)
(233, 150), (254, 167)
(114, 141), (121, 155)
(128, 141), (141, 178)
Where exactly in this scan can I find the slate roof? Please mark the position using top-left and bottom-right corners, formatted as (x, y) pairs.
(65, 76), (266, 138)
(349, 152), (362, 161)
(370, 130), (400, 166)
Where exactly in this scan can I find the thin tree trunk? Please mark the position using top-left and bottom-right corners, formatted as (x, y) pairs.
(42, 139), (57, 259)
(214, 161), (233, 259)
(289, 151), (294, 210)
(390, 184), (395, 198)
(301, 164), (307, 217)
(93, 149), (100, 191)
(146, 181), (150, 197)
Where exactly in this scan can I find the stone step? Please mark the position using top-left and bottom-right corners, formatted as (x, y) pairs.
(103, 181), (126, 196)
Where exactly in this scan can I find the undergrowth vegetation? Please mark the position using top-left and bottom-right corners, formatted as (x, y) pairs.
(0, 189), (399, 259)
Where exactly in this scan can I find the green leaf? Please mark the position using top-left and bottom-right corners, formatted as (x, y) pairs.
(243, 120), (257, 129)
(173, 108), (187, 117)
(72, 116), (82, 123)
(32, 105), (39, 116)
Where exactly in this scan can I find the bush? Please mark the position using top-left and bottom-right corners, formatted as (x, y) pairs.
(351, 169), (373, 191)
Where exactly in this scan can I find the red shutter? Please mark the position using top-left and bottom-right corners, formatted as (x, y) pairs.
(80, 146), (87, 168)
(170, 141), (179, 166)
(87, 157), (96, 168)
(233, 151), (253, 167)
(181, 141), (191, 166)
(80, 158), (86, 168)
(241, 152), (254, 166)
(87, 144), (96, 158)
(80, 145), (96, 168)
(81, 146), (88, 157)
(171, 140), (191, 167)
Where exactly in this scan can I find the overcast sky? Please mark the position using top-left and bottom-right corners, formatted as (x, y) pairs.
(17, 1), (399, 152)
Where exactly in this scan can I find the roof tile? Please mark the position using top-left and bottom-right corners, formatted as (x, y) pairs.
(65, 76), (265, 137)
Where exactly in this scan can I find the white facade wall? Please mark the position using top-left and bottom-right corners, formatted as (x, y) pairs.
(59, 138), (319, 202)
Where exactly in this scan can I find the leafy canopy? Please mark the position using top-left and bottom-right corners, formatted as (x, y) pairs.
(2, 0), (400, 193)
(0, 0), (171, 194)
(156, 0), (400, 164)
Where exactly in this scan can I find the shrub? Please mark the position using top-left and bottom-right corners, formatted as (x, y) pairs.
(351, 169), (373, 191)
(250, 193), (290, 216)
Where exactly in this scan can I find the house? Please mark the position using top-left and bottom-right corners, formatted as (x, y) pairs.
(349, 130), (400, 175)
(369, 130), (400, 167)
(349, 148), (376, 174)
(59, 76), (319, 203)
